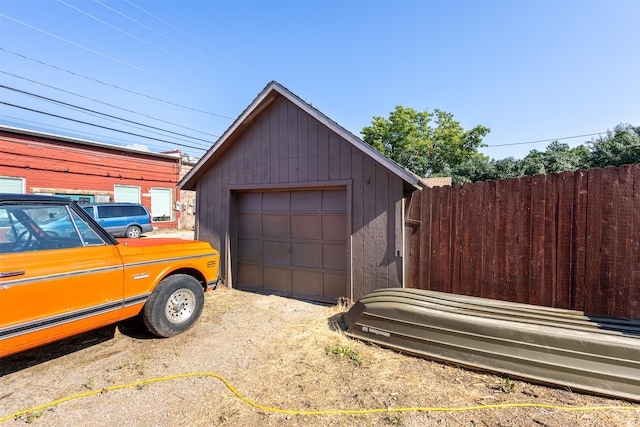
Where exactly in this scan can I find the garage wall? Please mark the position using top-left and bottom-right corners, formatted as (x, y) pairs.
(195, 95), (406, 301)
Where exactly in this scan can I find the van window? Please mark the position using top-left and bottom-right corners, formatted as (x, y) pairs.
(83, 206), (94, 217)
(122, 205), (147, 216)
(98, 206), (124, 218)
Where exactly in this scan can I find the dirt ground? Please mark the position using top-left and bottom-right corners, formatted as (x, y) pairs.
(1, 287), (638, 426)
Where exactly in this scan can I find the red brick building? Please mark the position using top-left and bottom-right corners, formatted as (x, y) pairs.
(0, 126), (192, 230)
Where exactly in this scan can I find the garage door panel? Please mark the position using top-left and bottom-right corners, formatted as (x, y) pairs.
(238, 238), (260, 262)
(323, 243), (347, 270)
(292, 242), (321, 268)
(263, 214), (289, 238)
(263, 192), (290, 211)
(263, 266), (289, 291)
(322, 215), (346, 241)
(291, 191), (322, 212)
(239, 192), (262, 211)
(323, 272), (348, 299)
(238, 264), (261, 289)
(292, 270), (322, 296)
(238, 213), (260, 236)
(291, 215), (320, 239)
(262, 240), (290, 265)
(322, 190), (346, 212)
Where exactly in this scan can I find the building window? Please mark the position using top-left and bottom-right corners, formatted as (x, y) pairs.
(0, 177), (25, 194)
(151, 187), (172, 222)
(114, 185), (141, 203)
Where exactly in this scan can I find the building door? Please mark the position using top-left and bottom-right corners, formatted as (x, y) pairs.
(236, 189), (348, 302)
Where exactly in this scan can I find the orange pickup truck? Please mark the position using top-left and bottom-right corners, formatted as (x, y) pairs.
(0, 194), (220, 358)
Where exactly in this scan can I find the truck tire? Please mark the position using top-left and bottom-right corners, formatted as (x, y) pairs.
(143, 274), (204, 337)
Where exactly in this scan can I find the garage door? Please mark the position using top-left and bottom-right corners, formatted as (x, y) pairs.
(236, 189), (348, 302)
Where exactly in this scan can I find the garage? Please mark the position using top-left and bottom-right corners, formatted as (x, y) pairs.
(179, 81), (423, 302)
(236, 189), (347, 301)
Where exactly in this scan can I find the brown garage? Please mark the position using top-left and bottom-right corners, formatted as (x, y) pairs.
(179, 81), (423, 302)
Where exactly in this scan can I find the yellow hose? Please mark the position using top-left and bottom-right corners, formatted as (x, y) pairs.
(1, 372), (637, 422)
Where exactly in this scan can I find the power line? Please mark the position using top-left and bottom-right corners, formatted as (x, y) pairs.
(57, 0), (200, 68)
(1, 102), (208, 151)
(0, 48), (235, 120)
(1, 84), (213, 147)
(0, 13), (191, 90)
(485, 132), (608, 148)
(0, 71), (220, 139)
(125, 0), (258, 80)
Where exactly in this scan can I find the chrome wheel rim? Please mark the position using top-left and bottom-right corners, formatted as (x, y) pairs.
(165, 289), (196, 324)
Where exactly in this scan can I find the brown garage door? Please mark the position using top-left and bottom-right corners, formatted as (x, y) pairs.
(236, 189), (348, 302)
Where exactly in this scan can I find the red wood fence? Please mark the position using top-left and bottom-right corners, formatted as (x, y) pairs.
(406, 164), (640, 319)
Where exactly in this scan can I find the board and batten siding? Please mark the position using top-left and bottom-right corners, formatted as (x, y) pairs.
(195, 96), (404, 300)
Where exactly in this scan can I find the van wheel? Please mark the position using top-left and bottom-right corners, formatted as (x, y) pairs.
(143, 274), (204, 337)
(126, 225), (142, 238)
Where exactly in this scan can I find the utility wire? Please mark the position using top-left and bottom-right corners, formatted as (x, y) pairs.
(125, 0), (258, 80)
(0, 48), (235, 120)
(486, 132), (607, 148)
(0, 71), (220, 139)
(1, 102), (207, 151)
(0, 14), (191, 90)
(0, 115), (197, 154)
(57, 0), (200, 68)
(1, 84), (213, 147)
(93, 0), (222, 67)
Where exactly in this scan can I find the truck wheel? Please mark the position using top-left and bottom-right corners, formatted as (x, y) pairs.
(126, 225), (142, 238)
(143, 274), (204, 337)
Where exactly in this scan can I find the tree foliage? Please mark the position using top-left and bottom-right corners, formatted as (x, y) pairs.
(589, 124), (640, 168)
(361, 105), (490, 178)
(362, 105), (639, 184)
(449, 124), (639, 183)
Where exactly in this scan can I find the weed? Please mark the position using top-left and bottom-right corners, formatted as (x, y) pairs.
(325, 345), (363, 366)
(384, 414), (403, 425)
(497, 377), (515, 394)
(113, 356), (148, 375)
(20, 410), (44, 424)
(84, 377), (95, 390)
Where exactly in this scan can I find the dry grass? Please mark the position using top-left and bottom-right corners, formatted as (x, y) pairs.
(1, 287), (638, 426)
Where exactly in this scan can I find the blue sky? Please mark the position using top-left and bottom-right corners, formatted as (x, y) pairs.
(1, 0), (638, 162)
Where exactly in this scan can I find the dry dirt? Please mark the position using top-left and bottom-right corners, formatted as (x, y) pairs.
(1, 287), (638, 426)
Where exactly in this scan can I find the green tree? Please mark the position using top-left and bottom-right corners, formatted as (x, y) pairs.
(361, 105), (490, 177)
(449, 154), (496, 184)
(589, 124), (640, 168)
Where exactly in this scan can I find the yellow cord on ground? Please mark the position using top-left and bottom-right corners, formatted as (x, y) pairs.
(1, 372), (638, 422)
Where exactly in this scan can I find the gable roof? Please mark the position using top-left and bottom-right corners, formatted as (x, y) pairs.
(179, 81), (423, 190)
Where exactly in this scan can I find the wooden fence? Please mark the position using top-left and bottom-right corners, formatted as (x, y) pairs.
(405, 164), (640, 319)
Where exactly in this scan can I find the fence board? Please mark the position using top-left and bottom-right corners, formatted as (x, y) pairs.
(450, 186), (462, 294)
(600, 167), (617, 315)
(470, 182), (484, 296)
(408, 165), (639, 319)
(543, 173), (558, 307)
(481, 181), (497, 299)
(529, 174), (546, 306)
(517, 176), (533, 304)
(419, 188), (432, 290)
(556, 171), (573, 310)
(494, 180), (507, 301)
(571, 170), (588, 311)
(615, 165), (633, 317)
(632, 164), (640, 318)
(505, 178), (520, 302)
